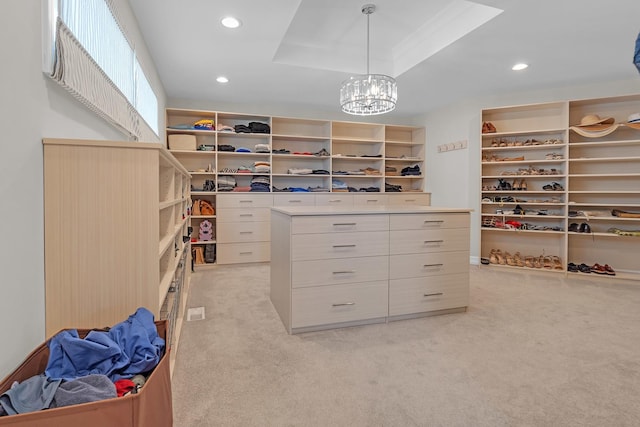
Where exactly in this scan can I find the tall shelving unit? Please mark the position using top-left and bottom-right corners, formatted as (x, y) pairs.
(43, 138), (192, 369)
(480, 95), (640, 281)
(166, 108), (428, 266)
(566, 95), (640, 281)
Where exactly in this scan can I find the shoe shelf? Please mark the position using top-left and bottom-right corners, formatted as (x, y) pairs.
(481, 95), (640, 279)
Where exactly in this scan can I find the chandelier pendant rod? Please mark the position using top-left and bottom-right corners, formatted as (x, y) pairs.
(366, 10), (370, 75)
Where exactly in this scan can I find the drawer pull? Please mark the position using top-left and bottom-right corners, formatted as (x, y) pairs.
(424, 292), (444, 297)
(239, 251), (253, 255)
(424, 220), (444, 223)
(333, 244), (356, 248)
(329, 200), (342, 203)
(239, 214), (253, 217)
(239, 200), (253, 203)
(366, 199), (378, 203)
(333, 222), (356, 226)
(239, 231), (253, 234)
(405, 199), (416, 202)
(423, 240), (444, 244)
(288, 200), (302, 203)
(423, 263), (444, 268)
(332, 302), (355, 307)
(332, 270), (355, 274)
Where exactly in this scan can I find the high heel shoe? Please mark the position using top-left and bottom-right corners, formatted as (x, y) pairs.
(512, 179), (520, 190)
(520, 179), (527, 191)
(489, 249), (498, 264)
(495, 249), (506, 265)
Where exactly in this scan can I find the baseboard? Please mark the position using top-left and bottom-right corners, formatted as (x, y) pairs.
(470, 255), (481, 265)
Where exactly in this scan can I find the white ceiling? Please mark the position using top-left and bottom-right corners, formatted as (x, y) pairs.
(129, 0), (640, 120)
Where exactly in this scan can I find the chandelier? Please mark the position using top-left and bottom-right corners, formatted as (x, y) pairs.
(340, 4), (397, 116)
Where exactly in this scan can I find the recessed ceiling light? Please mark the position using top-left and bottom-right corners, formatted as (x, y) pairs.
(216, 76), (229, 83)
(221, 17), (241, 28)
(512, 63), (528, 71)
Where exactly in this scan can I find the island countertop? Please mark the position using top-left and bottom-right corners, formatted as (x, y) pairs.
(271, 205), (472, 216)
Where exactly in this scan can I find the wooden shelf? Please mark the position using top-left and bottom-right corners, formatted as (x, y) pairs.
(482, 94), (640, 279)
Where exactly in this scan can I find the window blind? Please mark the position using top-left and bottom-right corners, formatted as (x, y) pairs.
(48, 0), (159, 141)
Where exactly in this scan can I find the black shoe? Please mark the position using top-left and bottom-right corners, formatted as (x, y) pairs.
(579, 223), (591, 233)
(567, 262), (579, 273)
(578, 263), (591, 273)
(568, 223), (579, 232)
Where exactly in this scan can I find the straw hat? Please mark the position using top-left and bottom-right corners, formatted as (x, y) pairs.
(573, 114), (615, 127)
(570, 114), (618, 137)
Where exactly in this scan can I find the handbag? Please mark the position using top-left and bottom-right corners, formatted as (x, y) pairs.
(199, 200), (215, 216)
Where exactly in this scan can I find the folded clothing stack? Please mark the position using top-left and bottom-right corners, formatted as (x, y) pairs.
(385, 182), (402, 192)
(254, 161), (270, 174)
(401, 165), (421, 176)
(217, 175), (236, 191)
(250, 175), (270, 192)
(332, 179), (348, 192)
(255, 143), (270, 153)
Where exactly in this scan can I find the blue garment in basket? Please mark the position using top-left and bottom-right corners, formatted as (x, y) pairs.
(45, 307), (165, 381)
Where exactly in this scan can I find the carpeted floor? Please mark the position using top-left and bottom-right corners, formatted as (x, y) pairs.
(171, 263), (640, 427)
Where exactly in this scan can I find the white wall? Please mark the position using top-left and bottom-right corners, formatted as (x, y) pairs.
(422, 78), (640, 262)
(0, 0), (165, 379)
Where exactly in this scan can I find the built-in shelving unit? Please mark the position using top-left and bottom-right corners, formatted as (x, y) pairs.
(480, 95), (640, 281)
(43, 138), (191, 371)
(166, 108), (428, 266)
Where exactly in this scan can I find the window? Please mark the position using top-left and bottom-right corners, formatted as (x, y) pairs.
(44, 0), (159, 140)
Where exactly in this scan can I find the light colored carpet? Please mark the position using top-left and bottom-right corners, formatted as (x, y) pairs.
(171, 264), (640, 427)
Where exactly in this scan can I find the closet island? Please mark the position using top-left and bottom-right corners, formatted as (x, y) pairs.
(270, 205), (471, 334)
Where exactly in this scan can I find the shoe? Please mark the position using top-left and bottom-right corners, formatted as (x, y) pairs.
(520, 179), (527, 191)
(525, 256), (534, 268)
(578, 263), (591, 273)
(534, 256), (543, 268)
(514, 252), (525, 267)
(489, 249), (499, 264)
(513, 204), (524, 215)
(591, 263), (607, 275)
(604, 264), (616, 276)
(551, 256), (563, 270)
(552, 182), (564, 191)
(567, 262), (579, 272)
(497, 179), (512, 191)
(568, 223), (579, 232)
(483, 217), (497, 228)
(579, 223), (591, 233)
